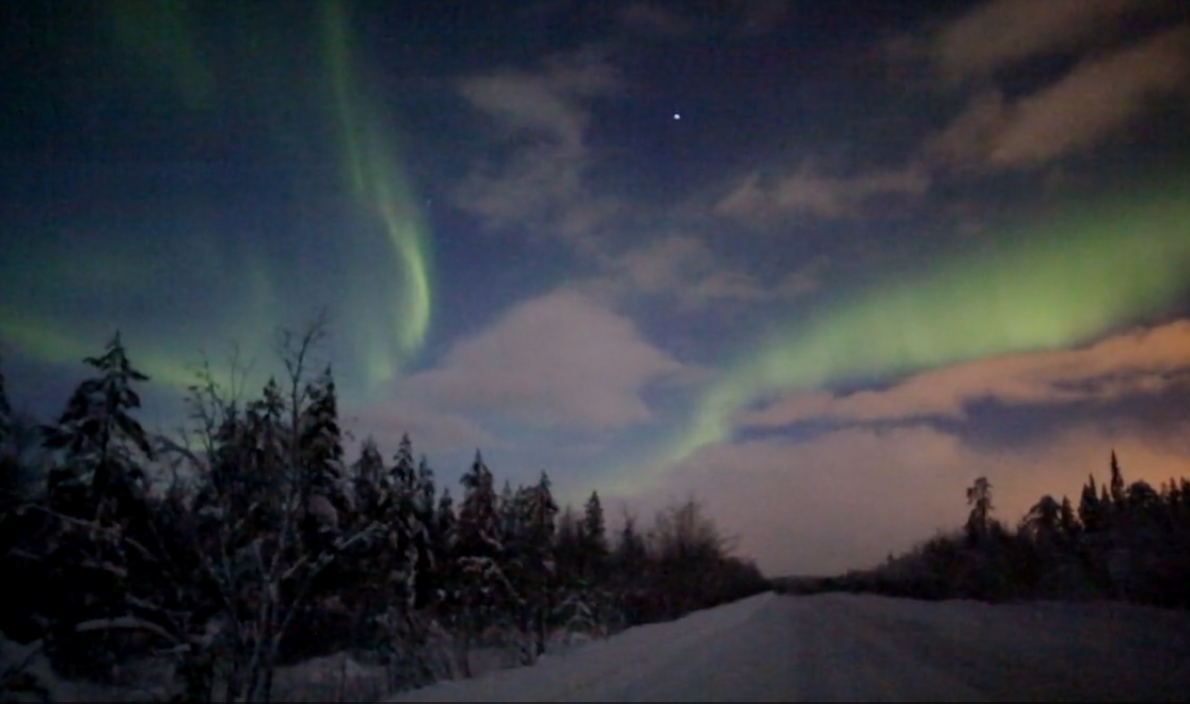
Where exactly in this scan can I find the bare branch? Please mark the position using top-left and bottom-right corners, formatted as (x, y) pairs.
(75, 616), (182, 646)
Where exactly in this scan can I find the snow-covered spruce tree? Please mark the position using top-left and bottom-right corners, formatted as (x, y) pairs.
(583, 492), (628, 637)
(341, 435), (386, 647)
(551, 491), (615, 640)
(431, 485), (457, 609)
(413, 454), (438, 609)
(452, 451), (515, 677)
(35, 332), (164, 679)
(612, 511), (650, 626)
(41, 331), (154, 522)
(298, 365), (349, 547)
(509, 472), (557, 662)
(371, 433), (437, 691)
(551, 504), (596, 640)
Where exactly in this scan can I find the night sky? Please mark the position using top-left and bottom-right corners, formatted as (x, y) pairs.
(4, 0), (1190, 576)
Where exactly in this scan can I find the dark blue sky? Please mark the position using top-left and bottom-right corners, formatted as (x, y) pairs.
(4, 0), (1190, 575)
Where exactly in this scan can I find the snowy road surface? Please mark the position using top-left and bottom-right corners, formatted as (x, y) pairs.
(392, 592), (1190, 702)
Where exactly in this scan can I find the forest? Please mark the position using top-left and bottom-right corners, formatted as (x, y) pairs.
(775, 456), (1190, 609)
(0, 325), (768, 702)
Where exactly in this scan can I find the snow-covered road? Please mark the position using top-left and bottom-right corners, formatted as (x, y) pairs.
(392, 592), (1190, 702)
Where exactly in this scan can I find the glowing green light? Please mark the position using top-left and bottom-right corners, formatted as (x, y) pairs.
(669, 189), (1190, 463)
(324, 0), (432, 384)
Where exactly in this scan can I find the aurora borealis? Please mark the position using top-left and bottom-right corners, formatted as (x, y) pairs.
(672, 189), (1190, 465)
(4, 0), (1190, 575)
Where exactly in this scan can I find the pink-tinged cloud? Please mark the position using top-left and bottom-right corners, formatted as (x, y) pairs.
(743, 320), (1190, 429)
(400, 288), (684, 430)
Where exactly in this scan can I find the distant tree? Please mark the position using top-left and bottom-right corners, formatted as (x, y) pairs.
(1020, 495), (1061, 544)
(1109, 450), (1126, 507)
(1079, 474), (1107, 534)
(582, 491), (608, 579)
(965, 476), (994, 542)
(612, 510), (649, 625)
(1058, 496), (1079, 539)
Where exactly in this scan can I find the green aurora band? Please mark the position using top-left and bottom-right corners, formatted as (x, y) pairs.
(324, 0), (432, 385)
(0, 2), (430, 398)
(666, 188), (1190, 467)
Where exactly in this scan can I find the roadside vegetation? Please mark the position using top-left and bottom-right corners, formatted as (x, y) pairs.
(0, 324), (767, 702)
(775, 455), (1190, 609)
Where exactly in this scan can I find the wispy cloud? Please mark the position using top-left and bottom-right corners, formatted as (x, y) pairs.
(618, 4), (693, 38)
(454, 53), (621, 244)
(714, 162), (930, 224)
(736, 0), (794, 38)
(929, 27), (1190, 170)
(933, 0), (1159, 82)
(584, 236), (823, 311)
(616, 1), (793, 41)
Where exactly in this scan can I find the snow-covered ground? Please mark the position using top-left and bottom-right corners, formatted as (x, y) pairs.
(390, 592), (1190, 702)
(8, 593), (1190, 701)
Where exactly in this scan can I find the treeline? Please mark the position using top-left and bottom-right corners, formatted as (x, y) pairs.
(775, 456), (1190, 609)
(0, 326), (767, 702)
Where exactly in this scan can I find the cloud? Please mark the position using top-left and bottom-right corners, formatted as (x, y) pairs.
(618, 4), (693, 38)
(617, 1), (791, 41)
(929, 27), (1190, 170)
(933, 0), (1158, 82)
(400, 288), (684, 430)
(585, 236), (823, 311)
(714, 162), (930, 224)
(627, 419), (1190, 576)
(455, 53), (620, 244)
(743, 320), (1190, 429)
(736, 0), (794, 38)
(345, 399), (504, 458)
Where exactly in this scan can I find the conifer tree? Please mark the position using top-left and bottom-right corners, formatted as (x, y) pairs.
(0, 357), (20, 511)
(582, 491), (608, 579)
(0, 355), (11, 446)
(299, 365), (346, 532)
(1109, 450), (1126, 507)
(42, 331), (153, 520)
(454, 450), (513, 672)
(351, 436), (386, 518)
(35, 333), (158, 680)
(1079, 474), (1106, 533)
